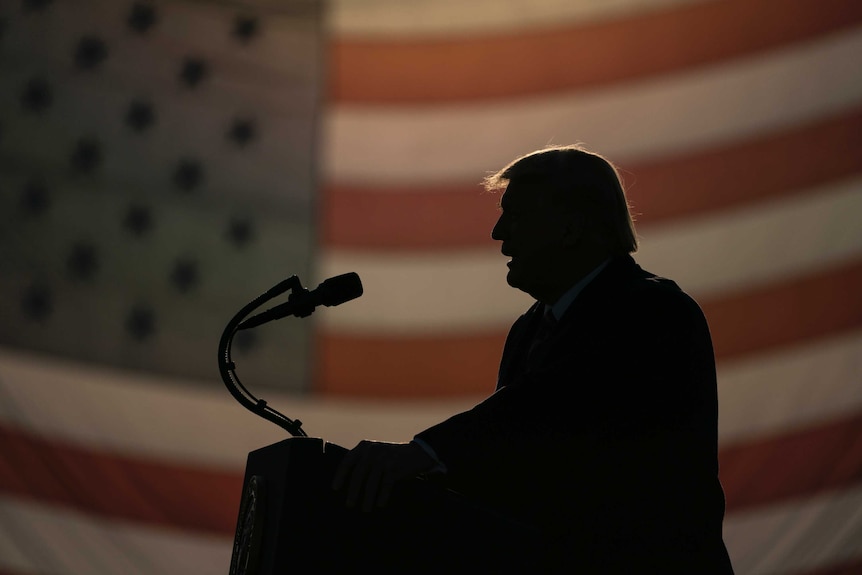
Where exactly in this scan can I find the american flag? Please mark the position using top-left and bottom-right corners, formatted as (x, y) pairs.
(1, 0), (860, 573)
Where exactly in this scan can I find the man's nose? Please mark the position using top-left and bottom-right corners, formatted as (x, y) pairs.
(491, 216), (505, 241)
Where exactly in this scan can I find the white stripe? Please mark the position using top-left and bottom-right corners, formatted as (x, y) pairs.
(0, 348), (477, 468)
(724, 484), (862, 575)
(319, 248), (531, 333)
(323, 26), (862, 184)
(635, 176), (862, 298)
(318, 177), (862, 332)
(717, 330), (862, 444)
(0, 497), (230, 575)
(1, 330), (859, 468)
(330, 0), (709, 37)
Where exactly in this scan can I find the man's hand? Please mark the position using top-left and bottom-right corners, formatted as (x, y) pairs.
(332, 440), (436, 512)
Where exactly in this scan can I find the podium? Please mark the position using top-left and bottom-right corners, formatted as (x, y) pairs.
(220, 277), (549, 573)
(229, 437), (549, 574)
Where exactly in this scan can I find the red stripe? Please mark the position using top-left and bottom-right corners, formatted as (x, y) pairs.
(323, 183), (498, 251)
(798, 558), (862, 575)
(721, 411), (862, 511)
(317, 329), (505, 398)
(322, 106), (862, 250)
(330, 0), (862, 104)
(1, 410), (860, 536)
(704, 260), (862, 362)
(317, 259), (862, 398)
(621, 106), (862, 226)
(0, 425), (241, 536)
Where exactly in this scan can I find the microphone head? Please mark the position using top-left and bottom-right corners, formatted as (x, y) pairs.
(317, 272), (363, 307)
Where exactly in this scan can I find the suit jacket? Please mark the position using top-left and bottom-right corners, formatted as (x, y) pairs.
(417, 255), (734, 573)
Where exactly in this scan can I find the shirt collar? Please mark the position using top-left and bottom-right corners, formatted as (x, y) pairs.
(546, 259), (610, 321)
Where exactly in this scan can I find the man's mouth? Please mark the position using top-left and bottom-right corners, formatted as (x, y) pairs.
(501, 248), (515, 267)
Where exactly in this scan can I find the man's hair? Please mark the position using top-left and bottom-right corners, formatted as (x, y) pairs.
(483, 145), (638, 255)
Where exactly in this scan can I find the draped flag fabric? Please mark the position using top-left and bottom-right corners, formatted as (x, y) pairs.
(1, 0), (861, 573)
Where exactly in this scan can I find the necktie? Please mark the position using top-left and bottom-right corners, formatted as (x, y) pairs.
(528, 308), (557, 360)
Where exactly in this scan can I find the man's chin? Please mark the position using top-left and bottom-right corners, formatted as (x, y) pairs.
(505, 269), (527, 292)
(506, 268), (542, 300)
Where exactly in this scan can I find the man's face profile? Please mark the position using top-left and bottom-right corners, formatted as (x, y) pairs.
(491, 178), (572, 301)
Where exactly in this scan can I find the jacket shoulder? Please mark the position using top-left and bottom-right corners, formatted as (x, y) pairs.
(609, 262), (706, 324)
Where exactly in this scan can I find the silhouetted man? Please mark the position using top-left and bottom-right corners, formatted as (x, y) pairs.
(333, 146), (734, 573)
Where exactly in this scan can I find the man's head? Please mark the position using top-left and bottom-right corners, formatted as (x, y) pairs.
(487, 145), (637, 304)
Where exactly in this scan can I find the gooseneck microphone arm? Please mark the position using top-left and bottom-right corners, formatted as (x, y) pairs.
(218, 273), (364, 437)
(218, 275), (308, 436)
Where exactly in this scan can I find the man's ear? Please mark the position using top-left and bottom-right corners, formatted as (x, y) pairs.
(561, 213), (585, 246)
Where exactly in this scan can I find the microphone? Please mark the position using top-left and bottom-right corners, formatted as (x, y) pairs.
(237, 273), (363, 330)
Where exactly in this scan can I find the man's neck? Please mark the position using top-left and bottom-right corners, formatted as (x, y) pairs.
(539, 249), (612, 306)
(546, 259), (611, 319)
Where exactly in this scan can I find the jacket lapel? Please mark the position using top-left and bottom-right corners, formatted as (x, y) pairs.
(496, 301), (543, 390)
(497, 256), (642, 389)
